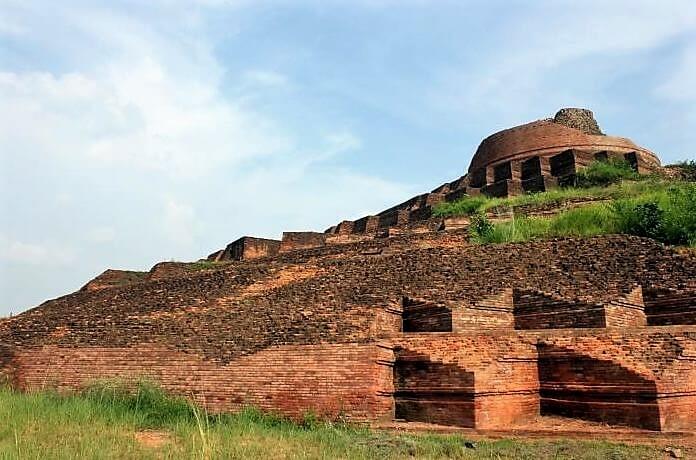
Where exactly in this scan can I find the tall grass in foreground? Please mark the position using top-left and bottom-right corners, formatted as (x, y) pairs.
(0, 382), (662, 459)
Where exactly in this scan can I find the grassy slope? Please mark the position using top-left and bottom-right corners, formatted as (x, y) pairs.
(433, 180), (665, 218)
(0, 384), (664, 460)
(434, 178), (696, 246)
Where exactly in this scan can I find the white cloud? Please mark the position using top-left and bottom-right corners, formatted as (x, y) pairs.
(0, 1), (421, 314)
(656, 45), (696, 101)
(0, 234), (76, 266)
(243, 70), (288, 87)
(427, 1), (696, 120)
(0, 60), (290, 178)
(88, 227), (117, 243)
(162, 199), (200, 246)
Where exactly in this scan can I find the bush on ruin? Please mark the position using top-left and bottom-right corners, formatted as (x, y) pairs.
(612, 184), (696, 246)
(576, 159), (639, 187)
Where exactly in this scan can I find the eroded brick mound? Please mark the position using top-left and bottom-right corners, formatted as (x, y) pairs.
(2, 233), (696, 432)
(81, 269), (147, 292)
(1, 235), (692, 358)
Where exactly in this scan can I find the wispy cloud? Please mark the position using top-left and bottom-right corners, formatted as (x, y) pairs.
(0, 0), (415, 313)
(243, 70), (289, 87)
(0, 234), (76, 266)
(427, 1), (696, 123)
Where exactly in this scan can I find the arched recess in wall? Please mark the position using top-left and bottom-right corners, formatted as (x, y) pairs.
(513, 289), (606, 330)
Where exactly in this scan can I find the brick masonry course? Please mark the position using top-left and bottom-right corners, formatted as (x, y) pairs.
(2, 234), (696, 432)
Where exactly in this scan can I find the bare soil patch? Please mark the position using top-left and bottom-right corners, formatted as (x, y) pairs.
(134, 430), (172, 449)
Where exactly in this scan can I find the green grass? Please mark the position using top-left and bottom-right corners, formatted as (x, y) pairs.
(0, 382), (665, 459)
(187, 260), (220, 271)
(472, 204), (618, 244)
(433, 180), (667, 218)
(575, 158), (640, 187)
(434, 168), (696, 247)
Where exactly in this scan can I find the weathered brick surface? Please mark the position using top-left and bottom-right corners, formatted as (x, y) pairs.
(529, 327), (696, 431)
(469, 115), (659, 173)
(604, 287), (647, 327)
(2, 235), (696, 431)
(210, 237), (281, 261)
(390, 334), (539, 429)
(2, 236), (694, 362)
(402, 298), (452, 332)
(513, 289), (607, 329)
(553, 108), (603, 135)
(280, 232), (327, 252)
(3, 343), (394, 421)
(80, 269), (147, 292)
(644, 288), (696, 326)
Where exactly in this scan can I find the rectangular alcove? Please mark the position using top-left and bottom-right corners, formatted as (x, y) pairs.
(402, 297), (452, 332)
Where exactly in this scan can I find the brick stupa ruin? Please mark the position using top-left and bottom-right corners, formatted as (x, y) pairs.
(2, 108), (695, 433)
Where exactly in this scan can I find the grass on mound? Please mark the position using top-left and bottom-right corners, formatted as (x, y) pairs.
(434, 160), (696, 247)
(471, 204), (617, 244)
(468, 183), (696, 246)
(575, 158), (640, 187)
(433, 179), (666, 219)
(0, 381), (664, 459)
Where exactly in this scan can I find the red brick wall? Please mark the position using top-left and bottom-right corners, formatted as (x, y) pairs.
(644, 288), (696, 326)
(390, 334), (539, 429)
(469, 120), (659, 173)
(454, 290), (514, 330)
(537, 343), (661, 430)
(512, 289), (607, 330)
(604, 287), (647, 328)
(402, 299), (452, 332)
(531, 327), (696, 431)
(5, 343), (394, 421)
(280, 232), (327, 252)
(238, 237), (281, 260)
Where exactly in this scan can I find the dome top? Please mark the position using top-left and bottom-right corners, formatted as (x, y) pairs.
(467, 108), (656, 173)
(553, 108), (603, 135)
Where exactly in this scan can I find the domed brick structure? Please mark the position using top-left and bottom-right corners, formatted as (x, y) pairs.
(466, 108), (661, 197)
(320, 108), (663, 241)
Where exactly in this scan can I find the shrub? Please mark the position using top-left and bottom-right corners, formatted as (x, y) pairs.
(661, 184), (696, 245)
(474, 205), (615, 244)
(547, 204), (616, 237)
(631, 202), (664, 239)
(468, 213), (494, 241)
(676, 160), (696, 181)
(575, 159), (639, 187)
(611, 184), (696, 246)
(480, 216), (550, 244)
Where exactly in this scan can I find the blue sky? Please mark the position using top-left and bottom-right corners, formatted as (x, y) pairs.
(1, 0), (695, 315)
